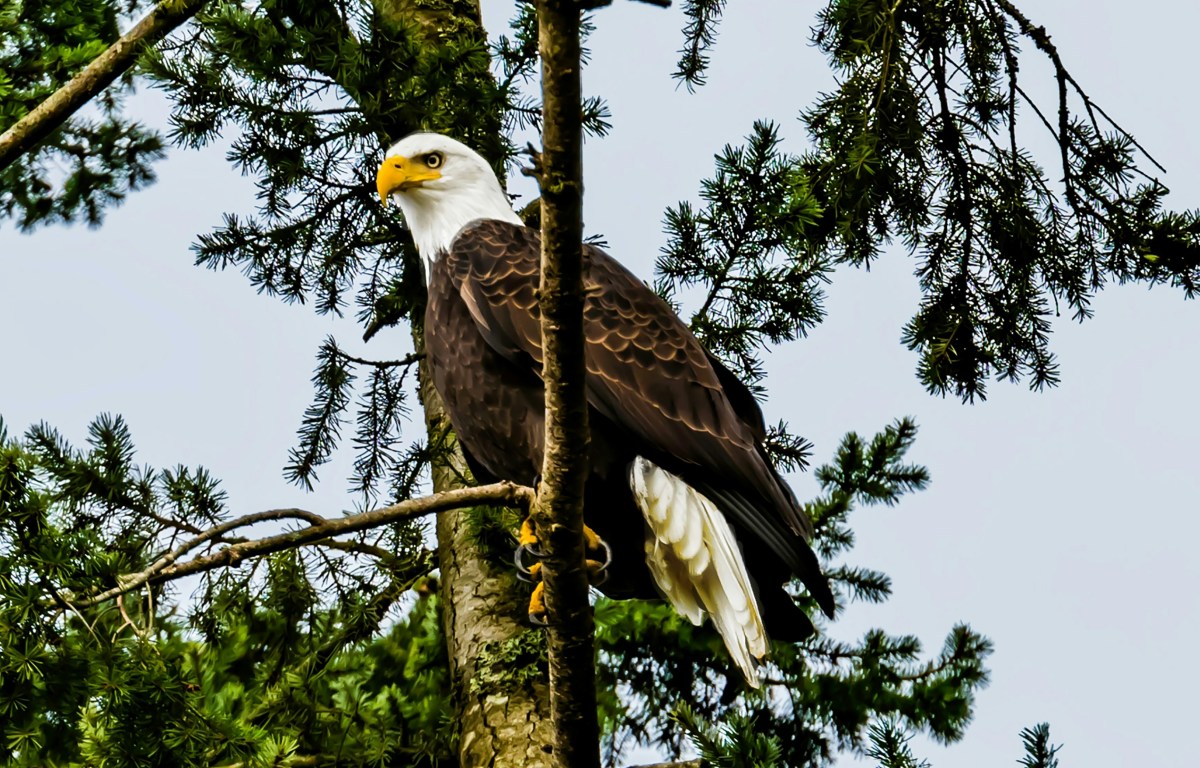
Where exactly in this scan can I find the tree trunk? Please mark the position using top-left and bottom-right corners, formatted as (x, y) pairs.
(379, 0), (557, 760)
(419, 351), (556, 767)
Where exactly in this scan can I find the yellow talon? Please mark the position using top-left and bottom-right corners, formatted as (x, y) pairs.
(528, 581), (547, 624)
(582, 525), (603, 553)
(518, 518), (539, 547)
(517, 517), (604, 554)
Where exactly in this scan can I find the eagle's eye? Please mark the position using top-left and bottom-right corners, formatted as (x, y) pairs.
(423, 152), (444, 169)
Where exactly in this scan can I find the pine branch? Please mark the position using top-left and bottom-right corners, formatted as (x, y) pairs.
(285, 337), (356, 490)
(0, 0), (210, 172)
(674, 0), (727, 90)
(804, 1), (1200, 399)
(534, 1), (600, 765)
(865, 720), (930, 768)
(657, 121), (828, 386)
(1018, 723), (1061, 768)
(67, 481), (533, 607)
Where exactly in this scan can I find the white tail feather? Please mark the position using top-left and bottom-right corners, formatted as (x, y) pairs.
(629, 456), (768, 686)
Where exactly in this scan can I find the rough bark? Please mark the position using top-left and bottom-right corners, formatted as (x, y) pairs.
(532, 2), (600, 766)
(379, 0), (558, 761)
(0, 0), (210, 172)
(419, 350), (557, 768)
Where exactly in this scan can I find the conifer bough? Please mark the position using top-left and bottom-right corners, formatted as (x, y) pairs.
(0, 0), (209, 172)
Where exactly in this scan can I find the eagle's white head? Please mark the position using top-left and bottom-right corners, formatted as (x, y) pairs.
(376, 133), (523, 275)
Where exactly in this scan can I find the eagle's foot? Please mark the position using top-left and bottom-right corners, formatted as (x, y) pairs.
(514, 518), (611, 578)
(513, 518), (545, 581)
(516, 518), (613, 624)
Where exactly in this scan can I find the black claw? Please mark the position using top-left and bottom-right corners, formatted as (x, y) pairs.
(516, 530), (613, 588)
(528, 611), (549, 627)
(514, 544), (545, 581)
(595, 537), (612, 568)
(585, 537), (613, 587)
(591, 565), (610, 588)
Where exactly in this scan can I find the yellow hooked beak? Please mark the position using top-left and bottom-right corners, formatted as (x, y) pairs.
(376, 156), (442, 205)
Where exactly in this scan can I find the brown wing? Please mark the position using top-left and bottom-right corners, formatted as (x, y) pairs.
(445, 219), (833, 615)
(424, 253), (546, 488)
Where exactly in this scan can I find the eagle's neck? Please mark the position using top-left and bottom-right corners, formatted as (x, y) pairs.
(398, 184), (523, 282)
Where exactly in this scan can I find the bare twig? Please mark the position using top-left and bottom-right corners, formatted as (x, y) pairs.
(992, 0), (1165, 172)
(114, 594), (146, 640)
(315, 538), (408, 567)
(70, 482), (533, 607)
(0, 0), (211, 171)
(335, 349), (425, 369)
(76, 507), (326, 607)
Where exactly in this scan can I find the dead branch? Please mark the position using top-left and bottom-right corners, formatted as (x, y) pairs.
(70, 481), (533, 607)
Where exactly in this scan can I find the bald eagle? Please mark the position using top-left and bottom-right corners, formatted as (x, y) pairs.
(377, 133), (834, 684)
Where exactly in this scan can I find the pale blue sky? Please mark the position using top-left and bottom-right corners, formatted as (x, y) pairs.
(2, 1), (1197, 765)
